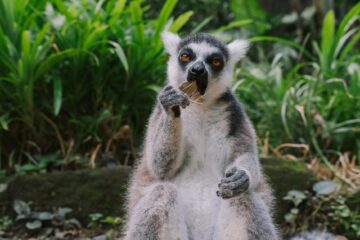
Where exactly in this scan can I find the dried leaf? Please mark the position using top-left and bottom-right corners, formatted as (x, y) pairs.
(179, 81), (204, 104)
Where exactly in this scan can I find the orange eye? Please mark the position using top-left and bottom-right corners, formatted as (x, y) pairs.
(180, 54), (190, 62)
(212, 59), (221, 67)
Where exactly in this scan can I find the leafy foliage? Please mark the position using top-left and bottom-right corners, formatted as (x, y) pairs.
(0, 0), (192, 170)
(12, 200), (80, 238)
(283, 182), (360, 239)
(235, 3), (360, 186)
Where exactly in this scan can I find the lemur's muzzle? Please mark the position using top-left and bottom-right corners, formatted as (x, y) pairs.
(187, 61), (208, 95)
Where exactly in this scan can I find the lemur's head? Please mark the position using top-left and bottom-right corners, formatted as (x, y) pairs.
(162, 32), (249, 96)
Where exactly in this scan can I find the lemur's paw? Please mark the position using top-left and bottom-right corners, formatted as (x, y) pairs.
(158, 85), (190, 117)
(216, 167), (249, 199)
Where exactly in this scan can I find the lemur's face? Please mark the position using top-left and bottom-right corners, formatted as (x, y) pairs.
(177, 39), (228, 95)
(163, 32), (249, 96)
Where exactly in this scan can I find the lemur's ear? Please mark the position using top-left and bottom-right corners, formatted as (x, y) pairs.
(162, 31), (181, 56)
(227, 40), (250, 63)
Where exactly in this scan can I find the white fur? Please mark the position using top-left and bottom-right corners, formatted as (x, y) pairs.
(172, 103), (232, 239)
(166, 39), (249, 96)
(162, 31), (181, 56)
(227, 39), (250, 64)
(163, 37), (255, 239)
(166, 41), (234, 94)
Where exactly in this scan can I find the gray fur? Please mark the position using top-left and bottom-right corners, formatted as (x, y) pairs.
(285, 231), (342, 240)
(124, 32), (279, 240)
(217, 167), (250, 199)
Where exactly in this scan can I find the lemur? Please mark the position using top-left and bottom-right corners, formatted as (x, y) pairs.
(124, 32), (279, 240)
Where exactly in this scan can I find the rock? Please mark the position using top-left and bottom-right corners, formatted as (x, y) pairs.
(0, 158), (317, 223)
(261, 157), (317, 220)
(0, 168), (130, 223)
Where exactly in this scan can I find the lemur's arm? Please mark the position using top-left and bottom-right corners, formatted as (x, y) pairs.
(217, 93), (262, 199)
(228, 118), (261, 190)
(144, 85), (189, 180)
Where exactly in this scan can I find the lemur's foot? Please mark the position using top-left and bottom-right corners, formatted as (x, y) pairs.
(158, 85), (190, 117)
(217, 167), (250, 199)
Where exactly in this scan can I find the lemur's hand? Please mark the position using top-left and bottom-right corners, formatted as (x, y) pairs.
(217, 166), (250, 199)
(158, 85), (190, 117)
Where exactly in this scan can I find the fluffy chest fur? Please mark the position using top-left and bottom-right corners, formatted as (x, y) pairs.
(172, 102), (232, 239)
(180, 102), (231, 175)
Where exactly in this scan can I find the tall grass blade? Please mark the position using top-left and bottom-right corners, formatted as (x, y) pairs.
(190, 16), (213, 34)
(249, 36), (313, 59)
(321, 10), (335, 75)
(154, 0), (178, 41)
(169, 11), (193, 32)
(53, 76), (62, 116)
(214, 19), (253, 32)
(130, 1), (145, 43)
(109, 0), (127, 26)
(109, 40), (129, 73)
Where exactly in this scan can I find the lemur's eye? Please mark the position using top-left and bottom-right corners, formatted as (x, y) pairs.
(212, 59), (222, 67)
(180, 54), (190, 62)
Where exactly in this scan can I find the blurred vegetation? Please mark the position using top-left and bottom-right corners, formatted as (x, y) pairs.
(0, 0), (359, 238)
(0, 0), (196, 173)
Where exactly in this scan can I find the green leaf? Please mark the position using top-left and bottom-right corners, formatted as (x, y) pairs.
(169, 11), (193, 33)
(53, 76), (62, 116)
(53, 0), (72, 19)
(34, 212), (54, 221)
(154, 0), (178, 40)
(109, 41), (129, 73)
(21, 31), (31, 60)
(35, 49), (94, 80)
(130, 1), (145, 43)
(101, 216), (122, 225)
(0, 115), (9, 130)
(230, 0), (268, 34)
(34, 23), (51, 50)
(0, 183), (8, 193)
(321, 10), (335, 74)
(191, 16), (213, 34)
(26, 220), (42, 230)
(283, 190), (307, 207)
(214, 19), (253, 33)
(65, 218), (81, 228)
(339, 30), (360, 62)
(335, 2), (360, 45)
(313, 180), (339, 195)
(58, 207), (72, 218)
(249, 36), (314, 59)
(13, 199), (31, 217)
(110, 0), (127, 26)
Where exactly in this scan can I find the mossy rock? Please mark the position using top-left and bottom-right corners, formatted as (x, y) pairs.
(0, 158), (316, 223)
(261, 158), (317, 221)
(347, 191), (360, 211)
(0, 168), (131, 223)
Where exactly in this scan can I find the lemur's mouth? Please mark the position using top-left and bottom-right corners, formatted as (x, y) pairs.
(187, 74), (208, 95)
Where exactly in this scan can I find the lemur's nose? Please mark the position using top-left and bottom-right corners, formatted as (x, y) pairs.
(190, 62), (206, 75)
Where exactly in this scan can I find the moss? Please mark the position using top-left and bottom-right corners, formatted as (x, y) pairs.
(0, 159), (317, 223)
(0, 167), (131, 223)
(261, 157), (317, 221)
(347, 191), (360, 211)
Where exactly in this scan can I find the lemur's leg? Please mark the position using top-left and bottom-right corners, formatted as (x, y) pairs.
(145, 85), (189, 179)
(124, 183), (188, 240)
(214, 192), (279, 240)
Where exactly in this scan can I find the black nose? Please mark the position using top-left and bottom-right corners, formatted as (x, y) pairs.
(190, 62), (206, 75)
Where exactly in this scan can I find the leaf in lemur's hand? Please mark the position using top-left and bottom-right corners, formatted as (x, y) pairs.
(179, 81), (204, 104)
